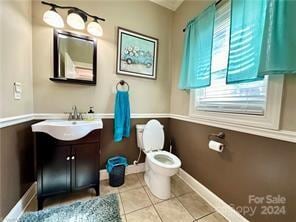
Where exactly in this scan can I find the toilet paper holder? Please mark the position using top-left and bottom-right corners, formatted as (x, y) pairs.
(208, 132), (225, 140)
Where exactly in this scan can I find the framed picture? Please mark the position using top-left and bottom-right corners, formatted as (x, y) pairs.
(116, 27), (158, 79)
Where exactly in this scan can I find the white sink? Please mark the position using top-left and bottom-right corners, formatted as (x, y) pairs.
(32, 119), (103, 141)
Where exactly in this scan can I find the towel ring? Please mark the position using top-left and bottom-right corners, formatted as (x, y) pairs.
(116, 80), (129, 91)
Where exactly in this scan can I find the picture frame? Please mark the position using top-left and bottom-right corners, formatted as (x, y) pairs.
(116, 27), (158, 79)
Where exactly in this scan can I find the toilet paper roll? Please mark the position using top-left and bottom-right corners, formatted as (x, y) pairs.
(208, 140), (224, 152)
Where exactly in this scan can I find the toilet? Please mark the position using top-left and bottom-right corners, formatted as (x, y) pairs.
(136, 120), (181, 199)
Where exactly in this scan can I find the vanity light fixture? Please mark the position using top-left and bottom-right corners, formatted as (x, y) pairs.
(87, 19), (103, 37)
(67, 9), (87, 30)
(43, 7), (64, 28)
(41, 1), (105, 37)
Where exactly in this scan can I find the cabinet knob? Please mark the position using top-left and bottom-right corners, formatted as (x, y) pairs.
(71, 156), (75, 160)
(66, 156), (70, 161)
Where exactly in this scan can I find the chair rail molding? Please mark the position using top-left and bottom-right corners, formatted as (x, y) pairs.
(1, 113), (296, 144)
(170, 114), (296, 144)
(0, 114), (34, 128)
(0, 113), (171, 128)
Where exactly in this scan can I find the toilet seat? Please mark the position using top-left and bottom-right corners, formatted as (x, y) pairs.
(142, 120), (164, 152)
(147, 150), (181, 169)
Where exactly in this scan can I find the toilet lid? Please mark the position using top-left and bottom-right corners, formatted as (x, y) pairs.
(143, 120), (164, 152)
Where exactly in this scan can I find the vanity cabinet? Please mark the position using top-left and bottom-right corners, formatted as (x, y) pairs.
(35, 130), (100, 210)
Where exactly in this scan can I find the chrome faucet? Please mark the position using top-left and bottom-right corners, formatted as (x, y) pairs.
(65, 105), (85, 120)
(72, 105), (78, 120)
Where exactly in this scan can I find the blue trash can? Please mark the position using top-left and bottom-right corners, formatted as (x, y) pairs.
(106, 156), (128, 187)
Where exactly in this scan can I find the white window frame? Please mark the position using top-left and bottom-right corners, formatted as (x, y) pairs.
(190, 75), (284, 130)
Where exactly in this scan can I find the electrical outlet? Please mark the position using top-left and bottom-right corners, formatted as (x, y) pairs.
(14, 82), (22, 100)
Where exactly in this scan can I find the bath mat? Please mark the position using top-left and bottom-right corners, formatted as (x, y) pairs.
(19, 193), (121, 222)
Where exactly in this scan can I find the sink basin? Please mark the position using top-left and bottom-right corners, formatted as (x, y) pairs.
(32, 119), (103, 141)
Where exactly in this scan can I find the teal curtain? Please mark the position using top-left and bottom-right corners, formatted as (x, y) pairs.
(226, 0), (266, 83)
(259, 0), (296, 76)
(178, 4), (216, 89)
(227, 0), (296, 83)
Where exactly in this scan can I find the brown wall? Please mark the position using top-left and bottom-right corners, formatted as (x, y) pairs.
(0, 121), (36, 220)
(100, 118), (170, 169)
(169, 119), (296, 222)
(2, 117), (295, 222)
(0, 118), (169, 219)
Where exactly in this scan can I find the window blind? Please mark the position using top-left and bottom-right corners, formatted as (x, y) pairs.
(196, 0), (267, 115)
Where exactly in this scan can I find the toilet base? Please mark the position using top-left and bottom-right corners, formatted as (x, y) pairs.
(144, 161), (171, 200)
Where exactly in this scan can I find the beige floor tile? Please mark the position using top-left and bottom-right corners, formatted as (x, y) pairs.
(155, 198), (194, 222)
(171, 176), (193, 197)
(126, 206), (161, 222)
(198, 212), (228, 222)
(116, 193), (125, 215)
(121, 215), (127, 222)
(144, 186), (174, 204)
(136, 172), (146, 186)
(178, 192), (215, 219)
(100, 179), (119, 196)
(120, 187), (152, 214)
(118, 174), (142, 192)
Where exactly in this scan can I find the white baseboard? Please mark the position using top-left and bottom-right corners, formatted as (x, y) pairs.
(100, 162), (145, 180)
(178, 168), (249, 222)
(3, 182), (37, 222)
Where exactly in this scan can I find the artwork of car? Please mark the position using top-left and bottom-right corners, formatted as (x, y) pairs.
(121, 46), (153, 68)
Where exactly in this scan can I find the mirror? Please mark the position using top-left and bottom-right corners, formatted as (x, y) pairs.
(51, 30), (97, 85)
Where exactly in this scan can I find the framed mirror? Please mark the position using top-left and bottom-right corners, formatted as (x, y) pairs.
(50, 30), (97, 85)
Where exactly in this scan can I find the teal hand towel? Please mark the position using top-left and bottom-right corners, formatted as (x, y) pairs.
(114, 91), (131, 142)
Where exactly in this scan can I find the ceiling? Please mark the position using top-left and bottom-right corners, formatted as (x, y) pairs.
(149, 0), (184, 11)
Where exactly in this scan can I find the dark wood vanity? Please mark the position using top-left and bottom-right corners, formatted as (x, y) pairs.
(34, 130), (101, 210)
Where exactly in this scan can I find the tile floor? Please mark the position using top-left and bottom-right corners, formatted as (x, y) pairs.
(25, 173), (228, 222)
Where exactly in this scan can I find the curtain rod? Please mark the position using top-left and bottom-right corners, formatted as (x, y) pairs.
(182, 0), (222, 32)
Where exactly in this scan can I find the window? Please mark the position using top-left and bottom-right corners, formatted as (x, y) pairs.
(195, 0), (267, 115)
(190, 0), (283, 129)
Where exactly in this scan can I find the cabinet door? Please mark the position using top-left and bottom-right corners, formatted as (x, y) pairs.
(71, 143), (99, 191)
(38, 145), (71, 196)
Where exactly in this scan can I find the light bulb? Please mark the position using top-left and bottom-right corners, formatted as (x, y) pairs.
(43, 8), (64, 28)
(87, 20), (103, 37)
(67, 10), (86, 30)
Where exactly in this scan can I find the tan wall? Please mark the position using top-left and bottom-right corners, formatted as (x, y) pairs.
(32, 0), (173, 114)
(170, 0), (296, 131)
(280, 75), (296, 131)
(170, 0), (211, 116)
(0, 0), (34, 118)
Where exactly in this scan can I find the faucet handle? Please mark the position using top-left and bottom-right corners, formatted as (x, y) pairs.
(78, 112), (87, 120)
(64, 112), (73, 120)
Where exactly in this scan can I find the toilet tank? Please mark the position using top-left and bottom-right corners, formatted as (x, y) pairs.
(136, 124), (164, 150)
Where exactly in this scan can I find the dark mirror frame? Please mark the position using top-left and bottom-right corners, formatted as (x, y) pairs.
(50, 29), (97, 85)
